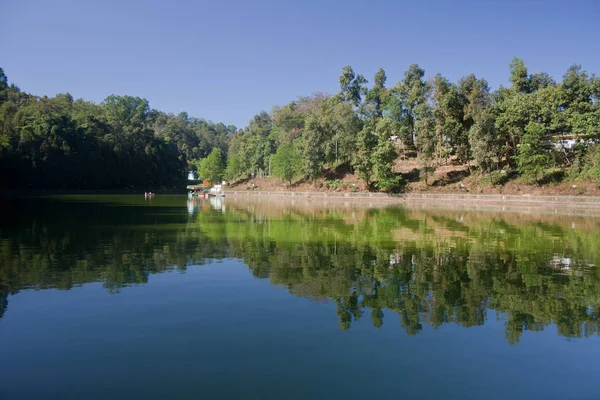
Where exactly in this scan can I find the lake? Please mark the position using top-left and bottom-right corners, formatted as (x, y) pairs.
(1, 194), (600, 399)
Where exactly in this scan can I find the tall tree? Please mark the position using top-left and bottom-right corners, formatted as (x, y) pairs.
(353, 123), (378, 186)
(197, 147), (225, 184)
(509, 57), (530, 94)
(385, 64), (431, 149)
(302, 115), (327, 180)
(338, 65), (368, 107)
(372, 118), (402, 191)
(364, 68), (388, 120)
(270, 143), (302, 185)
(514, 123), (554, 182)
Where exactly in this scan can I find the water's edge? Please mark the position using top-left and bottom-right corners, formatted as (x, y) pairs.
(226, 190), (600, 205)
(225, 190), (600, 216)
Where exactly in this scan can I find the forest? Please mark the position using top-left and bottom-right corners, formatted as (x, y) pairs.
(0, 67), (235, 189)
(225, 58), (600, 191)
(1, 58), (599, 190)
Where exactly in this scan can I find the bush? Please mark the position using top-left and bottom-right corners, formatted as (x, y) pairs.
(583, 145), (600, 181)
(374, 174), (405, 193)
(482, 170), (511, 186)
(324, 179), (348, 191)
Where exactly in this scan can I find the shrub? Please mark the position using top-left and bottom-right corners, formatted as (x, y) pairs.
(583, 145), (600, 181)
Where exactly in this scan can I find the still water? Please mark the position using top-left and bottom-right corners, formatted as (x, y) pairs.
(1, 195), (600, 399)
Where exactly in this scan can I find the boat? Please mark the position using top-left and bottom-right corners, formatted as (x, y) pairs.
(207, 184), (224, 198)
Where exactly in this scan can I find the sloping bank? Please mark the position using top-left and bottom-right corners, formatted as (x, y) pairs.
(225, 190), (600, 215)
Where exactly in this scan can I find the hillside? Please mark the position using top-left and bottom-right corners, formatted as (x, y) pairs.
(228, 156), (600, 196)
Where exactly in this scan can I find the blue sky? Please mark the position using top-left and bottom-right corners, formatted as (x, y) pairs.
(1, 0), (599, 128)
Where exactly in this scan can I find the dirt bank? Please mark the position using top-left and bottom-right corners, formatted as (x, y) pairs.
(227, 170), (600, 197)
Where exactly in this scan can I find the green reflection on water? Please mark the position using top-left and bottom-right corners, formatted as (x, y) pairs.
(1, 194), (600, 344)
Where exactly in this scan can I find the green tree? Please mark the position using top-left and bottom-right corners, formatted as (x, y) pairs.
(0, 67), (7, 91)
(458, 74), (500, 172)
(322, 98), (362, 166)
(529, 72), (555, 92)
(509, 57), (530, 93)
(385, 64), (431, 149)
(338, 65), (368, 107)
(514, 123), (553, 182)
(270, 143), (302, 185)
(364, 68), (388, 120)
(197, 148), (225, 184)
(469, 112), (500, 173)
(416, 110), (436, 184)
(302, 116), (326, 180)
(353, 123), (377, 186)
(245, 111), (275, 177)
(372, 119), (402, 191)
(432, 74), (467, 164)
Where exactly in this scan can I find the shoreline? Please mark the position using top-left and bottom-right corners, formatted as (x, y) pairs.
(4, 188), (600, 214)
(225, 190), (600, 208)
(0, 189), (186, 198)
(225, 191), (600, 217)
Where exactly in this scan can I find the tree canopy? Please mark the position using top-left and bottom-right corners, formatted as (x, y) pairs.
(225, 58), (600, 190)
(2, 57), (600, 190)
(196, 148), (225, 184)
(0, 68), (234, 189)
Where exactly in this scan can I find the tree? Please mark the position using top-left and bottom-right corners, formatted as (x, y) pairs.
(432, 74), (467, 164)
(197, 148), (225, 184)
(364, 68), (387, 120)
(338, 65), (368, 107)
(322, 98), (362, 166)
(270, 143), (302, 185)
(385, 64), (431, 149)
(0, 67), (8, 92)
(529, 72), (556, 92)
(224, 152), (244, 181)
(244, 111), (275, 177)
(469, 112), (500, 173)
(514, 123), (554, 182)
(509, 57), (530, 93)
(302, 116), (326, 180)
(353, 123), (377, 186)
(458, 74), (500, 172)
(372, 119), (402, 191)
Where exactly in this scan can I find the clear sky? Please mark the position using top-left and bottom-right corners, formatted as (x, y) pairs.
(1, 0), (599, 128)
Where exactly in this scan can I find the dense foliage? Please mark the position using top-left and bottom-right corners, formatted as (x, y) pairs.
(0, 67), (235, 189)
(227, 58), (600, 188)
(196, 148), (225, 185)
(2, 57), (599, 190)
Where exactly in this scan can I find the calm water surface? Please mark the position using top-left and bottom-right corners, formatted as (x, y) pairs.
(1, 195), (600, 399)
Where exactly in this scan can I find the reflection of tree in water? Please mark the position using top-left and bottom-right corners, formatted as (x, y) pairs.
(2, 197), (600, 344)
(0, 289), (7, 319)
(0, 197), (229, 315)
(236, 238), (600, 344)
(221, 203), (600, 344)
